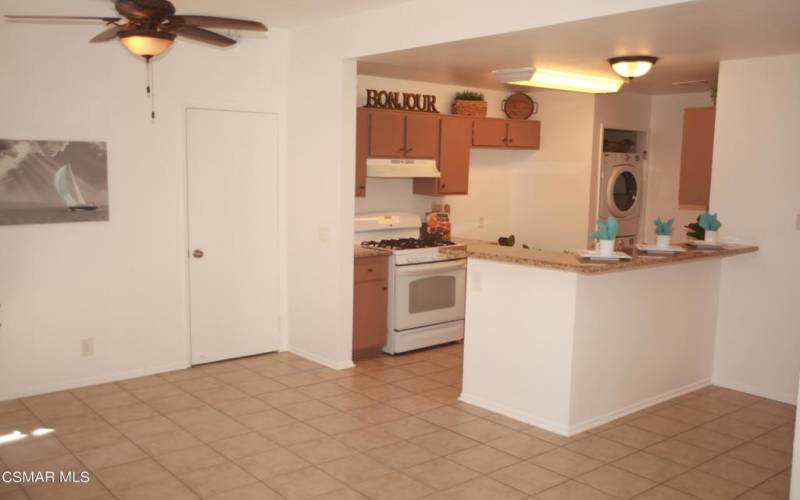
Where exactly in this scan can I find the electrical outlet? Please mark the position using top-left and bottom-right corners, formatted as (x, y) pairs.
(471, 271), (482, 292)
(80, 338), (94, 357)
(478, 216), (485, 229)
(319, 227), (330, 243)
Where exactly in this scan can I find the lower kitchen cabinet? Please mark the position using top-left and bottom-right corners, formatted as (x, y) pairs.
(353, 255), (389, 358)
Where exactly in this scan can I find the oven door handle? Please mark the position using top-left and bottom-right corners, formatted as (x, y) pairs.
(395, 259), (467, 276)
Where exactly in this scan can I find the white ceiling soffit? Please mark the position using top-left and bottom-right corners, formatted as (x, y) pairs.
(356, 0), (800, 95)
(171, 0), (413, 28)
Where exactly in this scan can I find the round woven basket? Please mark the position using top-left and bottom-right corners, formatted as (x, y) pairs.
(452, 100), (487, 118)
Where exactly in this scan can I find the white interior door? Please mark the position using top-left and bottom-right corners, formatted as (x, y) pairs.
(186, 109), (280, 364)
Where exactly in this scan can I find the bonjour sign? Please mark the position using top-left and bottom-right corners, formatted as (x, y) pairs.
(365, 89), (440, 113)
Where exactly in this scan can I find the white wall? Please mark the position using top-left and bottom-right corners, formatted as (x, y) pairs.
(0, 1), (290, 399)
(644, 92), (713, 243)
(710, 54), (800, 404)
(355, 75), (596, 250)
(288, 0), (694, 369)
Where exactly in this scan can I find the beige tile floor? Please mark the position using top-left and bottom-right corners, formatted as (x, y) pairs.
(0, 342), (794, 500)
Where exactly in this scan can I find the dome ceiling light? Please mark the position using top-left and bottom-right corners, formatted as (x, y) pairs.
(608, 56), (659, 81)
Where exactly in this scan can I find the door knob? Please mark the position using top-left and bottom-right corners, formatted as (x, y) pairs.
(193, 249), (204, 259)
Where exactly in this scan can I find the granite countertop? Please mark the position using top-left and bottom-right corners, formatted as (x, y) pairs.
(354, 245), (392, 259)
(444, 240), (758, 275)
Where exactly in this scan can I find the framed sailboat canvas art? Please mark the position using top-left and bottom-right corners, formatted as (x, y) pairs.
(0, 139), (109, 226)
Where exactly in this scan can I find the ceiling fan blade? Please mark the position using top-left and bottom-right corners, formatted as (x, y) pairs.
(173, 26), (236, 47)
(91, 25), (123, 42)
(5, 15), (122, 23)
(172, 15), (267, 31)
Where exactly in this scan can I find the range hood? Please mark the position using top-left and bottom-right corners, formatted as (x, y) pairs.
(366, 158), (440, 178)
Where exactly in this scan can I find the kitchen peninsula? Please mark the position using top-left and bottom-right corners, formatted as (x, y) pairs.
(454, 242), (758, 436)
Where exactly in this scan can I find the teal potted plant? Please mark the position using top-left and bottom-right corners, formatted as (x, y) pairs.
(687, 212), (722, 243)
(653, 217), (674, 249)
(452, 90), (487, 118)
(592, 216), (619, 257)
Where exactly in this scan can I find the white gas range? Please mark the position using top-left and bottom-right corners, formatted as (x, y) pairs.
(355, 212), (467, 355)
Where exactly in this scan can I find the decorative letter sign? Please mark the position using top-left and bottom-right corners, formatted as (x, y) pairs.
(365, 89), (439, 113)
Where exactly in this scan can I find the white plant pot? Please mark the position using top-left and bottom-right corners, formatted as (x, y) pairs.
(656, 234), (671, 249)
(597, 239), (615, 257)
(704, 230), (718, 244)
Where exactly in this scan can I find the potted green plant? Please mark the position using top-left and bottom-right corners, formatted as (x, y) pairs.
(698, 212), (722, 243)
(687, 212), (722, 243)
(592, 216), (619, 256)
(452, 90), (487, 117)
(653, 217), (674, 249)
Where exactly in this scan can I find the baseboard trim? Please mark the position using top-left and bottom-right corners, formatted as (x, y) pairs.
(289, 346), (355, 370)
(0, 361), (189, 402)
(711, 377), (796, 405)
(458, 392), (571, 436)
(568, 378), (712, 435)
(461, 378), (711, 437)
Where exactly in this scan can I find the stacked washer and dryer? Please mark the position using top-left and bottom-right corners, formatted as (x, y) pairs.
(597, 129), (646, 249)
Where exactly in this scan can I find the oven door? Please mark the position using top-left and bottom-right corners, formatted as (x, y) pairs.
(393, 259), (467, 331)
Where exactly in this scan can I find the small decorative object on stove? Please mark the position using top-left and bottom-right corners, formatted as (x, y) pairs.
(653, 217), (674, 249)
(452, 90), (487, 117)
(497, 234), (516, 247)
(592, 216), (619, 256)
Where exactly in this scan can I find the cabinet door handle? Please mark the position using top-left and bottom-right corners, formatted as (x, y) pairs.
(398, 147), (405, 152)
(367, 268), (373, 273)
(406, 147), (413, 152)
(382, 286), (388, 291)
(441, 183), (447, 189)
(509, 138), (514, 144)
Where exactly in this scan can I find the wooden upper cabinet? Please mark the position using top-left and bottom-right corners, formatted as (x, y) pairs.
(472, 118), (508, 147)
(507, 120), (541, 149)
(414, 116), (471, 196)
(678, 107), (715, 208)
(355, 109), (369, 197)
(405, 113), (439, 158)
(369, 112), (406, 157)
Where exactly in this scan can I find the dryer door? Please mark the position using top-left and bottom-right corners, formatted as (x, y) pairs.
(606, 165), (641, 218)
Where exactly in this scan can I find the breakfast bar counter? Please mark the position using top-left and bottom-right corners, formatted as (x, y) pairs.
(444, 241), (758, 274)
(457, 239), (758, 437)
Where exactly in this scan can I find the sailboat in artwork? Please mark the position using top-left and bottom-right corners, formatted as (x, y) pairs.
(54, 163), (96, 211)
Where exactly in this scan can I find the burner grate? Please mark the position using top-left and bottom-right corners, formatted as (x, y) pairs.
(361, 237), (456, 250)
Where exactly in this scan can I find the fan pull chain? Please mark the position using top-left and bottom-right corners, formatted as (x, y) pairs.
(144, 56), (156, 122)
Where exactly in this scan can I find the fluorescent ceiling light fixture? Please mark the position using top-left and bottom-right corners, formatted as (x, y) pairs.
(608, 56), (658, 80)
(493, 67), (622, 94)
(31, 428), (54, 437)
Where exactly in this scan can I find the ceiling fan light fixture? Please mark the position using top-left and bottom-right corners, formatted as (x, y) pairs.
(119, 30), (176, 58)
(608, 55), (658, 80)
(493, 67), (623, 94)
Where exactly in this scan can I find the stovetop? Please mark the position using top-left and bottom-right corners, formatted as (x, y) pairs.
(361, 237), (457, 250)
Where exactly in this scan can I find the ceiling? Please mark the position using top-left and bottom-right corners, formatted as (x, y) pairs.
(357, 0), (800, 95)
(1, 0), (413, 28)
(172, 0), (412, 28)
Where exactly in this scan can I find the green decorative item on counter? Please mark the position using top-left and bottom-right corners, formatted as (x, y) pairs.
(454, 90), (485, 101)
(592, 216), (619, 241)
(498, 234), (516, 247)
(698, 212), (722, 231)
(654, 217), (674, 236)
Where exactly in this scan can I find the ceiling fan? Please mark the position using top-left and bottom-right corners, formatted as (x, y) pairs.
(5, 0), (268, 59)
